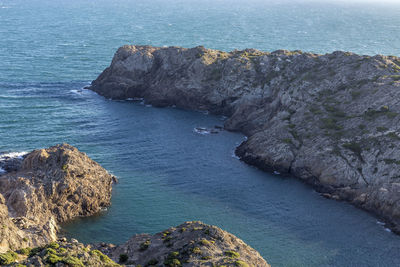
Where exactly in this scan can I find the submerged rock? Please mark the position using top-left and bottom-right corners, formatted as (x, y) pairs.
(0, 144), (114, 252)
(90, 45), (400, 233)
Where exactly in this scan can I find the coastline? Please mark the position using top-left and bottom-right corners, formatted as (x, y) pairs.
(89, 44), (400, 234)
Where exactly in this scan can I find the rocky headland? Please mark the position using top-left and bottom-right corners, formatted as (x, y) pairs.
(0, 144), (115, 253)
(0, 145), (269, 266)
(90, 45), (400, 233)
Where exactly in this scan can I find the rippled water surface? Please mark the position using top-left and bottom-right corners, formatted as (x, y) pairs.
(1, 0), (400, 266)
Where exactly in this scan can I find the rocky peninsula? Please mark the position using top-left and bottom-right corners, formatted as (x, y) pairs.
(90, 45), (400, 233)
(0, 145), (269, 266)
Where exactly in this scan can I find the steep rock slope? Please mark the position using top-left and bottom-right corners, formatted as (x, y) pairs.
(90, 45), (400, 233)
(0, 144), (115, 252)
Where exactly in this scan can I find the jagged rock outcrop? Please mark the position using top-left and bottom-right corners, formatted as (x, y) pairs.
(90, 45), (400, 233)
(96, 221), (269, 267)
(0, 144), (115, 252)
(1, 222), (269, 266)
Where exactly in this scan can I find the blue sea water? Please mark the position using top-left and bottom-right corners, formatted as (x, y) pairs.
(1, 0), (400, 266)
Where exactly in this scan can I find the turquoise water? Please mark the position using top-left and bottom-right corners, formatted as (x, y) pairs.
(1, 0), (400, 266)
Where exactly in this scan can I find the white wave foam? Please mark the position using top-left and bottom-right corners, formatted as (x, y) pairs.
(231, 152), (240, 159)
(385, 228), (392, 233)
(0, 168), (5, 174)
(377, 221), (385, 226)
(194, 127), (210, 135)
(0, 151), (28, 161)
(273, 171), (281, 175)
(69, 89), (83, 94)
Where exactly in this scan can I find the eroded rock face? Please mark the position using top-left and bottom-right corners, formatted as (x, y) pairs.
(98, 221), (269, 267)
(0, 144), (114, 252)
(90, 45), (400, 233)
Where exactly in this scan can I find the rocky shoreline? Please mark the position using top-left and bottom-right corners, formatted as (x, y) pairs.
(89, 44), (400, 234)
(0, 144), (269, 266)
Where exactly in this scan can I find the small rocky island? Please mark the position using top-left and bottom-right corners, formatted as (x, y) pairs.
(0, 144), (269, 266)
(90, 45), (400, 233)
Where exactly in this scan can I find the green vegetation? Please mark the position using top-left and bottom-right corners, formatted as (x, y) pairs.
(200, 239), (211, 246)
(235, 260), (250, 267)
(281, 138), (293, 144)
(343, 142), (362, 156)
(29, 246), (43, 256)
(62, 164), (68, 170)
(18, 247), (31, 256)
(90, 249), (114, 263)
(163, 236), (172, 243)
(146, 258), (159, 266)
(164, 251), (181, 267)
(0, 251), (17, 265)
(63, 255), (84, 267)
(351, 91), (361, 99)
(46, 253), (63, 264)
(387, 132), (400, 140)
(386, 112), (398, 119)
(309, 106), (323, 115)
(383, 159), (400, 165)
(377, 126), (388, 132)
(324, 105), (346, 117)
(47, 242), (60, 250)
(224, 250), (240, 259)
(139, 240), (151, 251)
(320, 118), (343, 130)
(119, 253), (128, 263)
(192, 247), (202, 254)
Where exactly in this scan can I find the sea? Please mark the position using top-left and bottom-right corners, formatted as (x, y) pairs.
(1, 0), (400, 266)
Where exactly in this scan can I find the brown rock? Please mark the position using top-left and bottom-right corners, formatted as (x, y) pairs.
(0, 144), (114, 252)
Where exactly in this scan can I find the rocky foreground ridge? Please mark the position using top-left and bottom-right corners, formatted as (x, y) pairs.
(1, 221), (268, 267)
(90, 45), (400, 233)
(0, 145), (269, 266)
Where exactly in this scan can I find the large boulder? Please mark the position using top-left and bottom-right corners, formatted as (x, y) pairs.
(0, 144), (115, 252)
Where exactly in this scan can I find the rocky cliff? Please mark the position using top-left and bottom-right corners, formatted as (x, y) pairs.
(90, 45), (400, 233)
(0, 144), (115, 253)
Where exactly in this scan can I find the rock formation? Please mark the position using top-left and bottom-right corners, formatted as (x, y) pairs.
(0, 144), (115, 253)
(90, 45), (400, 233)
(1, 222), (269, 267)
(97, 221), (269, 267)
